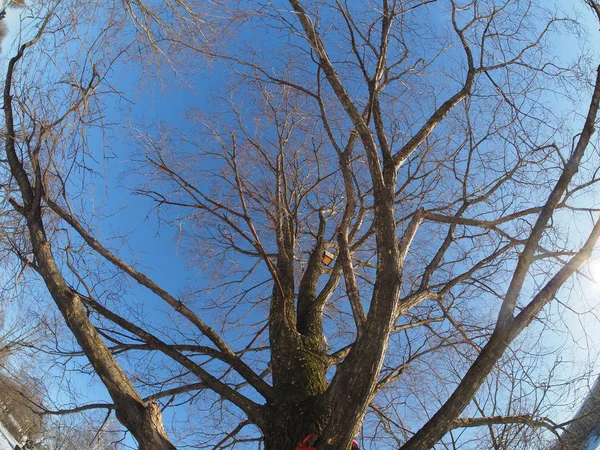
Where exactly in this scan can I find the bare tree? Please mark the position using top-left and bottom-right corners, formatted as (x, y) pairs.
(2, 0), (600, 449)
(38, 414), (121, 450)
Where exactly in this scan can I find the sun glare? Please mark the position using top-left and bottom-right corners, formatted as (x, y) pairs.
(588, 262), (600, 289)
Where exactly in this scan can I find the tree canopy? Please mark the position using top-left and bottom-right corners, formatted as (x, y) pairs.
(1, 1), (600, 449)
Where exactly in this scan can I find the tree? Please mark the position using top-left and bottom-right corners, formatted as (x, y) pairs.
(37, 414), (121, 450)
(2, 0), (600, 449)
(0, 355), (122, 450)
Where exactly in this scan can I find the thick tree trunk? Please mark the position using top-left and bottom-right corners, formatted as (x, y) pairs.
(262, 399), (328, 450)
(268, 294), (330, 450)
(119, 402), (176, 450)
(270, 322), (328, 398)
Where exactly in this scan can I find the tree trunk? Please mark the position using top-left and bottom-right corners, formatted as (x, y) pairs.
(118, 402), (176, 450)
(262, 399), (327, 450)
(267, 300), (329, 450)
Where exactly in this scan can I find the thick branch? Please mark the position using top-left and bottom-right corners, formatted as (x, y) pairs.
(46, 198), (273, 402)
(399, 66), (600, 450)
(81, 291), (266, 425)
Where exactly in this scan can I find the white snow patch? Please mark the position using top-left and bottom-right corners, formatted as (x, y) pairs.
(0, 421), (18, 450)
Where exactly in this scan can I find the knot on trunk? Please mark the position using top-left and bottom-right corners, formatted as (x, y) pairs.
(144, 401), (169, 441)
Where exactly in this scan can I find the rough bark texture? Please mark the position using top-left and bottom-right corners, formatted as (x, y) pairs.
(262, 399), (328, 450)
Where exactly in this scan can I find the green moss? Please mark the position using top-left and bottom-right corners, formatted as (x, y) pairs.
(295, 337), (328, 396)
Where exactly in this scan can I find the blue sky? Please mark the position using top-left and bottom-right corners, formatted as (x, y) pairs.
(2, 0), (600, 449)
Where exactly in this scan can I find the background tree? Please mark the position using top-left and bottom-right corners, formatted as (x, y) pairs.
(2, 0), (600, 449)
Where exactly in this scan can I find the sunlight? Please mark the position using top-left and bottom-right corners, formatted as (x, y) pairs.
(588, 261), (600, 289)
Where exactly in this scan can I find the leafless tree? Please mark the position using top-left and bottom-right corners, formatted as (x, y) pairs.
(2, 0), (600, 449)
